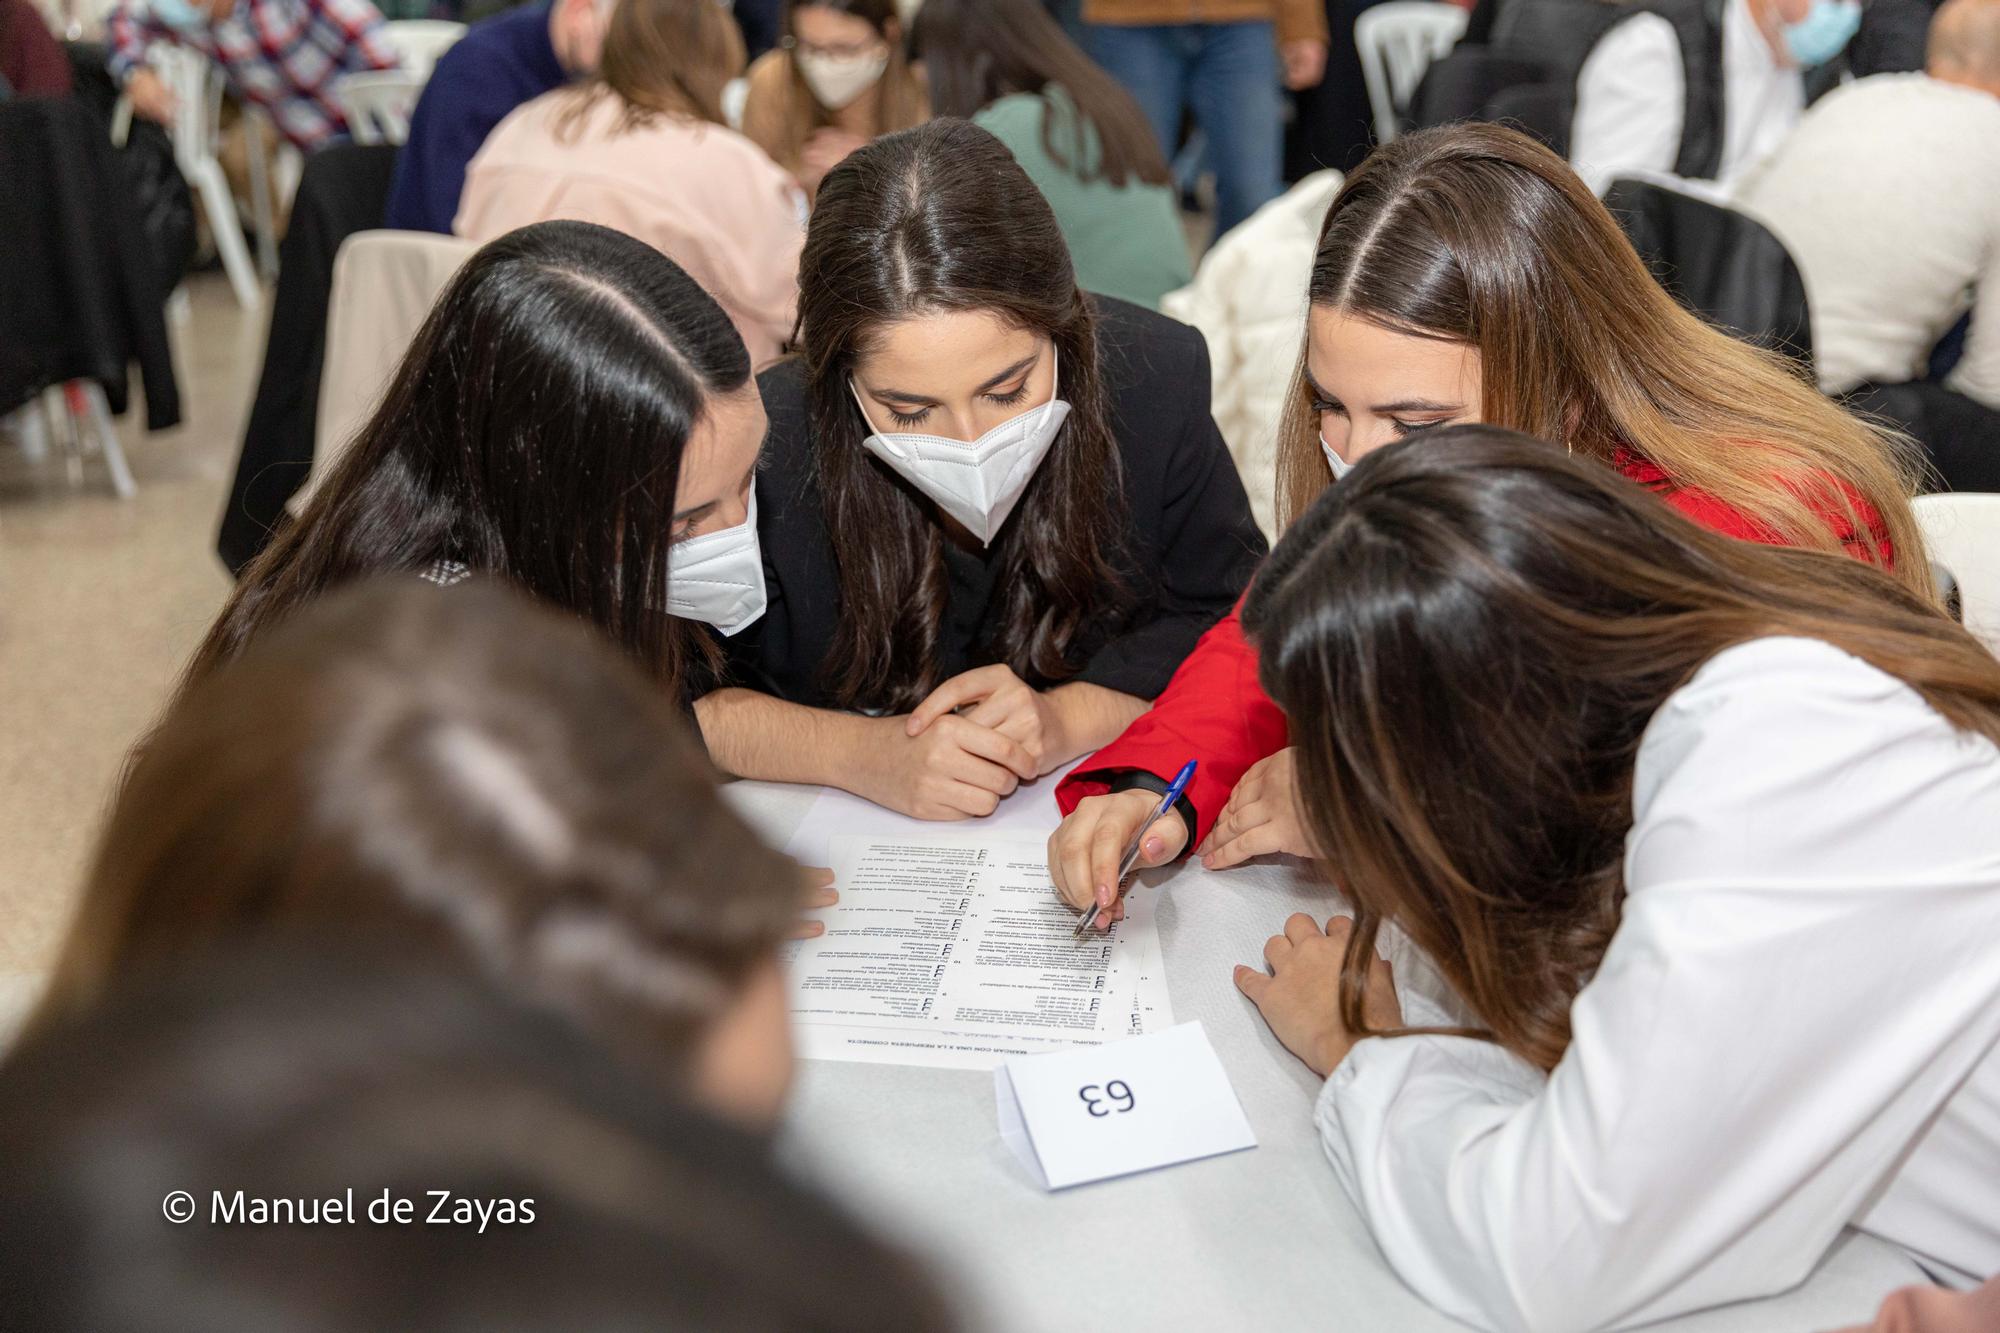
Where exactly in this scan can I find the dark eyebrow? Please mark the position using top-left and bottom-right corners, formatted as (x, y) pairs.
(873, 352), (1040, 404)
(1374, 399), (1462, 414)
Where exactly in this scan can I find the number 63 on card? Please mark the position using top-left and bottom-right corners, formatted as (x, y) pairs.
(995, 1023), (1256, 1191)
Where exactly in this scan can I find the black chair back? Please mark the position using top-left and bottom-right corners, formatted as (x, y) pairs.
(1602, 176), (1814, 370)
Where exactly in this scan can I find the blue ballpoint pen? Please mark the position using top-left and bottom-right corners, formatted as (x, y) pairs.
(1072, 759), (1197, 937)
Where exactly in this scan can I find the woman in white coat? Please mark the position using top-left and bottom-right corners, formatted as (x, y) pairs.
(1234, 425), (2000, 1332)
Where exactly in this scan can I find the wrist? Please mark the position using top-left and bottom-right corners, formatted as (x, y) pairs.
(1309, 1030), (1352, 1079)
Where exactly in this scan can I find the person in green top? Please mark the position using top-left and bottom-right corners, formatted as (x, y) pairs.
(911, 0), (1194, 311)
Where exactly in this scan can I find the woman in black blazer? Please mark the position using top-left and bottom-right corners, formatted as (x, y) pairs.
(695, 119), (1265, 819)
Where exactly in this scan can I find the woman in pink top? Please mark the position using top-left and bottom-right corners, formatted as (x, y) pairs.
(456, 0), (807, 367)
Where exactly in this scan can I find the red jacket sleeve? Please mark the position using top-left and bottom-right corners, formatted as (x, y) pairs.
(1055, 597), (1289, 846)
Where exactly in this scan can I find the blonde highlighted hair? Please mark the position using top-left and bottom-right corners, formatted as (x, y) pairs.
(1274, 124), (1930, 597)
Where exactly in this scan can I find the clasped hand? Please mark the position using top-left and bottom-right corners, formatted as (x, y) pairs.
(860, 665), (1064, 820)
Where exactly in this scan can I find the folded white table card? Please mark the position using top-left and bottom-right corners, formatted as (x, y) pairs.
(994, 1021), (1257, 1191)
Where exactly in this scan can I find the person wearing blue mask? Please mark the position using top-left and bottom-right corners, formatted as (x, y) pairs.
(106, 0), (397, 151)
(1559, 0), (1859, 195)
(693, 120), (1265, 821)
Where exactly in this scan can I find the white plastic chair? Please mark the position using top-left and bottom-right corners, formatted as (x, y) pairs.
(1915, 493), (2000, 654)
(1355, 1), (1469, 145)
(379, 19), (464, 77)
(336, 69), (426, 145)
(140, 45), (266, 308)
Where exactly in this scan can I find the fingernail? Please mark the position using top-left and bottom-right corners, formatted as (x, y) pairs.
(1095, 883), (1112, 908)
(1143, 836), (1162, 858)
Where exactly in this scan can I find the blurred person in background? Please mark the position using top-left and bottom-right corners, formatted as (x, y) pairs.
(1079, 0), (1326, 238)
(1737, 0), (2000, 491)
(385, 0), (613, 233)
(911, 0), (1189, 311)
(106, 0), (397, 151)
(740, 0), (926, 199)
(0, 946), (956, 1331)
(455, 0), (803, 364)
(1, 0), (72, 97)
(1557, 0), (1845, 195)
(33, 579), (826, 1125)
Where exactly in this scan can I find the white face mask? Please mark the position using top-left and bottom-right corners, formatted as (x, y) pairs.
(1320, 434), (1353, 481)
(795, 47), (888, 110)
(851, 348), (1069, 547)
(664, 489), (767, 635)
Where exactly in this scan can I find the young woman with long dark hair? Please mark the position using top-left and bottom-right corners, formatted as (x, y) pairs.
(909, 0), (1190, 310)
(694, 119), (1265, 819)
(1048, 123), (1929, 918)
(191, 220), (770, 702)
(1230, 425), (2000, 1331)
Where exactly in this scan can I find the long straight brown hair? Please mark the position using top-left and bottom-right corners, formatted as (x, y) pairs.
(559, 0), (746, 133)
(1245, 426), (2000, 1074)
(1273, 124), (1930, 597)
(910, 0), (1171, 188)
(797, 119), (1128, 713)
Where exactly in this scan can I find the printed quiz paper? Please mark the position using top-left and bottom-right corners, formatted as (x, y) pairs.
(784, 835), (1174, 1071)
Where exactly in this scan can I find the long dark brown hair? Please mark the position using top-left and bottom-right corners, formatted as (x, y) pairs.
(798, 118), (1128, 712)
(191, 221), (751, 699)
(1245, 425), (2000, 1073)
(910, 0), (1170, 188)
(38, 580), (806, 1077)
(560, 0), (746, 132)
(1273, 124), (1929, 597)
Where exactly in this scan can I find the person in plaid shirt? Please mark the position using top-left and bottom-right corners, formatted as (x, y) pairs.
(107, 0), (399, 151)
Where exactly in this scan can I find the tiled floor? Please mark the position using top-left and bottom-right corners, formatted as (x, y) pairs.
(0, 273), (260, 1033)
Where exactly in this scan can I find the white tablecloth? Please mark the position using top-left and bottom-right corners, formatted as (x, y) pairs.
(724, 779), (1923, 1333)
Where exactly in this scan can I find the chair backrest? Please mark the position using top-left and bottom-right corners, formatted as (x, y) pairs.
(1484, 80), (1570, 155)
(149, 44), (224, 167)
(1355, 2), (1470, 144)
(295, 230), (480, 515)
(379, 19), (466, 76)
(1602, 175), (1814, 369)
(335, 69), (426, 145)
(1914, 494), (2000, 654)
(1407, 46), (1547, 134)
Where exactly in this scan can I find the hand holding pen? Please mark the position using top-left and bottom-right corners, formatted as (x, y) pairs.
(1062, 760), (1196, 935)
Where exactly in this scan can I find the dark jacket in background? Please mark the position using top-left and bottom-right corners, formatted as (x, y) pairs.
(0, 94), (178, 427)
(718, 297), (1267, 711)
(382, 0), (566, 233)
(219, 142), (397, 574)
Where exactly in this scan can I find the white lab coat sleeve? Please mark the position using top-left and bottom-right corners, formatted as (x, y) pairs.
(1571, 14), (1685, 196)
(1311, 638), (2000, 1333)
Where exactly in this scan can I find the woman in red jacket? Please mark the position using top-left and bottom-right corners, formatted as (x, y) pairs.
(1049, 123), (1929, 918)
